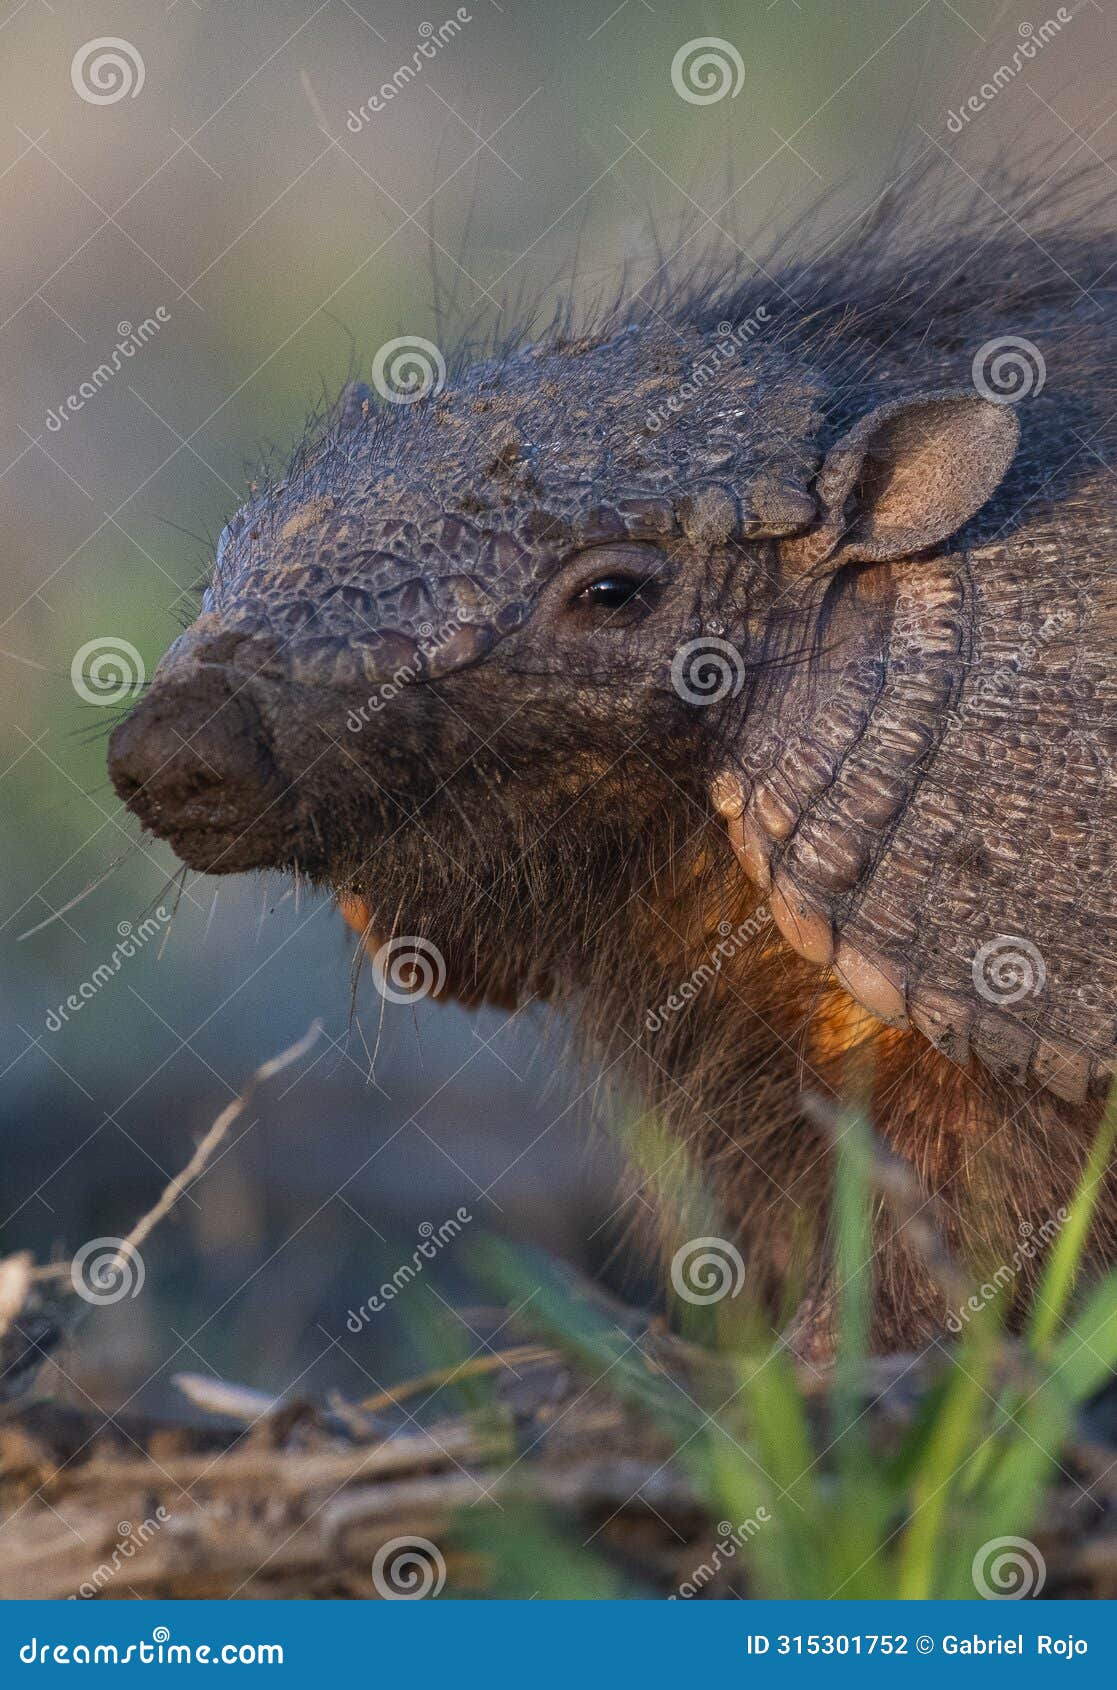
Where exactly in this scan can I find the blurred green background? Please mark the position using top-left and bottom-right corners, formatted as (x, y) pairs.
(1, 0), (1111, 1416)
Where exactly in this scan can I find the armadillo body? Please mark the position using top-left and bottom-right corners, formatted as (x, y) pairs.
(108, 177), (1117, 1346)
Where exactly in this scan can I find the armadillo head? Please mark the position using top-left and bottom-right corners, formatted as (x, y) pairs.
(107, 312), (1110, 1096)
(108, 317), (834, 1002)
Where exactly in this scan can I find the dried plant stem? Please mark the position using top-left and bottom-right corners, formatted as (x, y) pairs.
(32, 1021), (323, 1286)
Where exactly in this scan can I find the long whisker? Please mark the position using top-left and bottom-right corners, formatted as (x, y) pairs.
(16, 846), (141, 941)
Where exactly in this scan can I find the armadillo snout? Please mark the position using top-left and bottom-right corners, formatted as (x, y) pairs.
(108, 657), (292, 874)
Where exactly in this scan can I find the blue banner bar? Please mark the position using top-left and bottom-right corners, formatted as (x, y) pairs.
(1, 1601), (1112, 1683)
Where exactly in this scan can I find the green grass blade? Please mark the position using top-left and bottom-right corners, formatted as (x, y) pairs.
(1046, 1269), (1117, 1401)
(1029, 1087), (1117, 1354)
(895, 1342), (992, 1598)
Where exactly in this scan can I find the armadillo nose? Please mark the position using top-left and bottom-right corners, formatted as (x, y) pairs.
(108, 663), (291, 873)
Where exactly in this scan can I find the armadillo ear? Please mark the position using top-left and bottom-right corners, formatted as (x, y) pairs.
(787, 391), (1019, 570)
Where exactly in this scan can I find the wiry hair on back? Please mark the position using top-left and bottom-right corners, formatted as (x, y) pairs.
(258, 147), (1117, 510)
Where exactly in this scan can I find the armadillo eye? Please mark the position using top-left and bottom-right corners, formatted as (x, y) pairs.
(570, 574), (661, 615)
